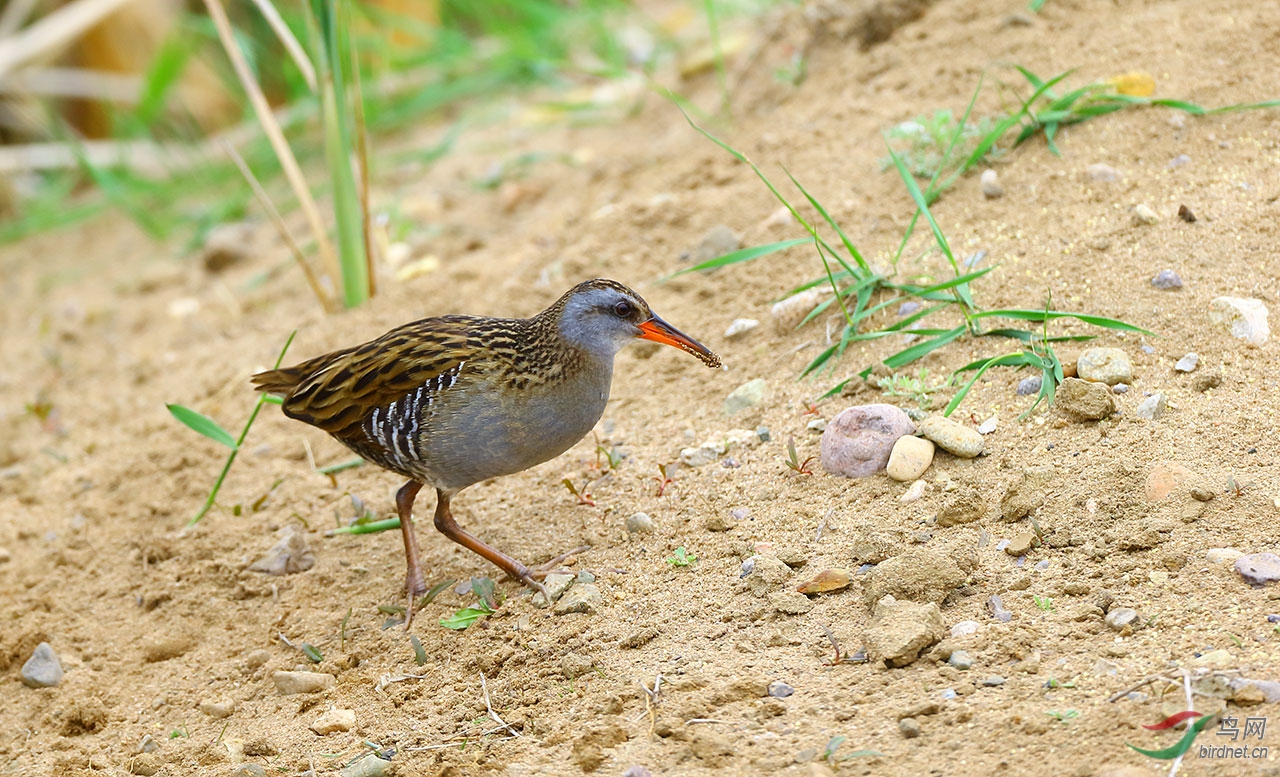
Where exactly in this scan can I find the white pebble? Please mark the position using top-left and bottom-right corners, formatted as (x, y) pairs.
(900, 479), (928, 503)
(977, 416), (998, 435)
(1133, 204), (1159, 225)
(723, 318), (759, 339)
(980, 169), (1004, 198)
(1209, 296), (1270, 346)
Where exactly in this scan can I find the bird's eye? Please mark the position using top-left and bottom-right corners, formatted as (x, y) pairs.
(613, 300), (634, 318)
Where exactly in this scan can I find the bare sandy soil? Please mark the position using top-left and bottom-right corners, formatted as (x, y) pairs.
(2, 0), (1280, 775)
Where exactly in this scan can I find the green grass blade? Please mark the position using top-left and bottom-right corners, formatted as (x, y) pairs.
(944, 352), (1029, 416)
(885, 143), (958, 271)
(883, 325), (966, 368)
(973, 308), (1151, 334)
(167, 404), (238, 448)
(783, 166), (869, 273)
(666, 238), (810, 278)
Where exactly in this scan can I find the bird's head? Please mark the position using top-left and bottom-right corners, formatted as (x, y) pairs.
(553, 279), (722, 368)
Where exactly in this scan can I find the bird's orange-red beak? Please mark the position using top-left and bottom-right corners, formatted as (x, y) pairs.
(637, 315), (722, 368)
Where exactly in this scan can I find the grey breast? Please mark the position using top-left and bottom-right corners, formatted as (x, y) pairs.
(403, 361), (613, 492)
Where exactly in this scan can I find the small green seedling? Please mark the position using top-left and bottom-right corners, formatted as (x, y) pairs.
(1033, 595), (1054, 612)
(783, 438), (815, 476)
(440, 577), (499, 630)
(876, 367), (951, 409)
(168, 331), (295, 525)
(667, 547), (696, 567)
(1046, 709), (1080, 723)
(563, 478), (595, 507)
(410, 634), (428, 665)
(300, 643), (323, 663)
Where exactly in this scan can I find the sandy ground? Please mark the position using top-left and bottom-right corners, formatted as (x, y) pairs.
(2, 0), (1280, 775)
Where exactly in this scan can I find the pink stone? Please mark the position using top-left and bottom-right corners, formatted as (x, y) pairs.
(819, 404), (915, 478)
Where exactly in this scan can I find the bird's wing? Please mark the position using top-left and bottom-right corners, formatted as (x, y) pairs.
(265, 317), (483, 440)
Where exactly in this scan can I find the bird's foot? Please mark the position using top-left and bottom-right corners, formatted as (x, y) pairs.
(403, 570), (428, 630)
(528, 545), (592, 579)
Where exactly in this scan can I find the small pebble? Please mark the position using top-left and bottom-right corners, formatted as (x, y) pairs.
(554, 583), (602, 615)
(625, 512), (655, 534)
(622, 767), (653, 777)
(1112, 383), (1129, 394)
(1235, 553), (1280, 587)
(898, 301), (922, 317)
(1168, 154), (1191, 169)
(1076, 347), (1133, 386)
(796, 568), (852, 594)
(0, 547), (10, 563)
(771, 289), (824, 331)
(950, 620), (980, 638)
(273, 671), (335, 695)
(1267, 615), (1280, 624)
(1177, 204), (1197, 222)
(1134, 392), (1167, 421)
(341, 754), (392, 777)
(1209, 296), (1270, 346)
(980, 169), (1004, 198)
(139, 734), (159, 754)
(531, 573), (576, 608)
(806, 418), (827, 432)
(1192, 372), (1222, 392)
(248, 526), (315, 576)
(885, 435), (935, 481)
(768, 681), (795, 698)
(977, 416), (998, 435)
(310, 708), (356, 736)
(1151, 269), (1184, 290)
(988, 595), (1013, 623)
(198, 699), (235, 719)
(723, 318), (759, 339)
(1016, 376), (1042, 396)
(917, 416), (983, 458)
(1005, 532), (1037, 557)
(1087, 163), (1120, 182)
(900, 479), (927, 503)
(898, 717), (923, 738)
(1133, 203), (1159, 225)
(20, 642), (63, 688)
(1055, 378), (1115, 421)
(982, 676), (1007, 687)
(723, 379), (767, 415)
(947, 650), (973, 670)
(1174, 353), (1199, 373)
(233, 766), (267, 777)
(1207, 547), (1245, 565)
(1105, 607), (1140, 631)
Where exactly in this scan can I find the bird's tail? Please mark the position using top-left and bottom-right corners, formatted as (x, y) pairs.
(250, 366), (307, 397)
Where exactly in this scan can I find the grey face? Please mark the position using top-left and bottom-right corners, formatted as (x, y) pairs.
(558, 286), (651, 357)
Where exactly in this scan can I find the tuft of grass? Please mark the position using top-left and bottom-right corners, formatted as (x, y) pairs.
(876, 367), (952, 409)
(882, 109), (1002, 181)
(168, 331), (295, 525)
(1033, 595), (1054, 612)
(675, 90), (1152, 415)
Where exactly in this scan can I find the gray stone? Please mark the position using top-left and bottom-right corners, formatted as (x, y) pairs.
(1175, 353), (1199, 372)
(1135, 393), (1167, 421)
(767, 681), (794, 698)
(950, 620), (981, 638)
(723, 379), (767, 415)
(918, 416), (983, 458)
(1152, 269), (1184, 290)
(1016, 376), (1042, 396)
(20, 642), (63, 688)
(898, 717), (923, 738)
(554, 583), (602, 615)
(1105, 607), (1140, 631)
(1055, 378), (1115, 421)
(819, 404), (915, 478)
(1235, 553), (1280, 586)
(248, 525), (315, 576)
(625, 512), (655, 534)
(198, 698), (235, 718)
(531, 573), (576, 608)
(947, 650), (974, 670)
(1210, 296), (1270, 346)
(987, 594), (1013, 623)
(233, 766), (267, 777)
(341, 755), (392, 777)
(1112, 383), (1129, 394)
(1076, 348), (1133, 386)
(981, 676), (1007, 687)
(272, 671), (334, 695)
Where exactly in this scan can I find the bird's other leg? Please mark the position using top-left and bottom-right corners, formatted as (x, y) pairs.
(396, 480), (426, 628)
(432, 489), (550, 602)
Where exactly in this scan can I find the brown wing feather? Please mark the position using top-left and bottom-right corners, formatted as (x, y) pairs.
(251, 316), (483, 442)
